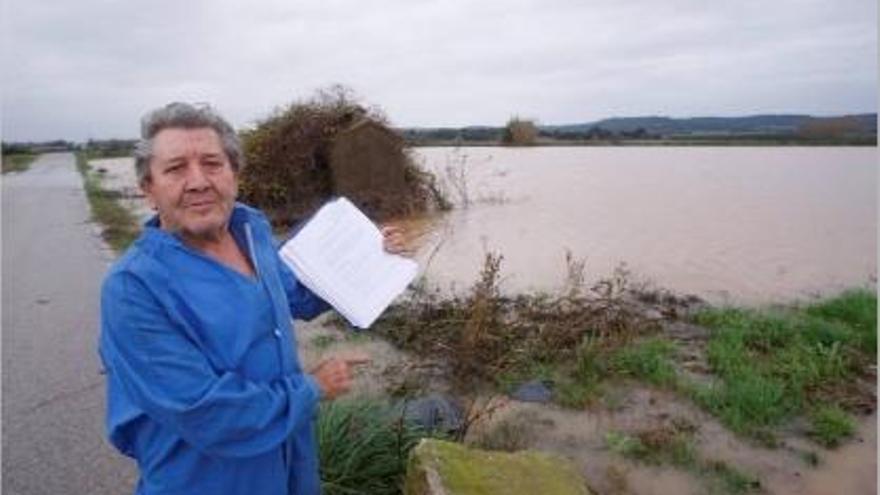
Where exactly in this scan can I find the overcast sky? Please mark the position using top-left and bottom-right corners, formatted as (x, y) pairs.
(1, 0), (876, 141)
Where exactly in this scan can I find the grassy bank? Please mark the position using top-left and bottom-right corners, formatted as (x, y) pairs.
(370, 253), (876, 448)
(75, 152), (140, 253)
(688, 289), (875, 446)
(2, 153), (38, 173)
(558, 289), (875, 447)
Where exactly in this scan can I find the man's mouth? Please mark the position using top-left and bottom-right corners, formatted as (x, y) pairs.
(184, 199), (217, 209)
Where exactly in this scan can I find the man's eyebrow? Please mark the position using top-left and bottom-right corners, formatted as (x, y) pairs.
(161, 155), (186, 165)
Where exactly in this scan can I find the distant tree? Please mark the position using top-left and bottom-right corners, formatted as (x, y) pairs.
(585, 126), (614, 140)
(797, 117), (864, 139)
(501, 117), (538, 146)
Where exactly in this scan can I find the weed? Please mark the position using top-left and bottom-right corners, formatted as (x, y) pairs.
(808, 405), (855, 448)
(605, 421), (697, 468)
(373, 253), (659, 408)
(555, 376), (603, 409)
(2, 153), (37, 174)
(440, 147), (471, 208)
(318, 398), (434, 495)
(806, 289), (877, 356)
(701, 460), (761, 495)
(691, 295), (875, 443)
(800, 450), (820, 467)
(606, 423), (760, 495)
(605, 431), (649, 460)
(691, 374), (791, 441)
(611, 338), (678, 387)
(75, 153), (140, 252)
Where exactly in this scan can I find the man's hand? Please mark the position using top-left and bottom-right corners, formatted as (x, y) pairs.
(310, 352), (370, 400)
(381, 224), (414, 256)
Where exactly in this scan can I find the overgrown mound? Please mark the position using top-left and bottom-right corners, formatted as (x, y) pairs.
(239, 87), (446, 229)
(372, 253), (669, 397)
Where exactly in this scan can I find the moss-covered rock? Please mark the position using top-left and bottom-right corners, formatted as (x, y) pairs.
(405, 439), (592, 495)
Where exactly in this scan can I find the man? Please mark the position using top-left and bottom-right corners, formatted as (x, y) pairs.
(99, 102), (407, 495)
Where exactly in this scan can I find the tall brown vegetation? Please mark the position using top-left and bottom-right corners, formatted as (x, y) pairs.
(238, 86), (446, 229)
(796, 116), (864, 139)
(373, 252), (661, 397)
(501, 117), (538, 146)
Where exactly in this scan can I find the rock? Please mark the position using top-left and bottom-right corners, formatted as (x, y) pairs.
(405, 438), (593, 495)
(399, 394), (464, 435)
(510, 380), (553, 403)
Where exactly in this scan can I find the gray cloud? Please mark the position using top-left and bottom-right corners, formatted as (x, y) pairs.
(1, 0), (876, 141)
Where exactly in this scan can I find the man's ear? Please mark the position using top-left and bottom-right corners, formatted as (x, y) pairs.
(140, 178), (157, 210)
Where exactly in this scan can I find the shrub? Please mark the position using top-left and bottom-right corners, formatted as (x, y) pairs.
(809, 405), (855, 448)
(501, 117), (538, 146)
(318, 398), (432, 495)
(239, 85), (446, 229)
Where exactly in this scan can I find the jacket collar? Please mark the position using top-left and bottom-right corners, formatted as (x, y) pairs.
(142, 202), (254, 247)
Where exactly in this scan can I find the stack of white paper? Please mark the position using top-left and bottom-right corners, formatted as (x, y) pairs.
(278, 197), (419, 328)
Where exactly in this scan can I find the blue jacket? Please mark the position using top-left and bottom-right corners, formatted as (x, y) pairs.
(99, 203), (330, 495)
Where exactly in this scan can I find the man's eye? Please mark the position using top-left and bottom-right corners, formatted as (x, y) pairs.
(165, 164), (184, 174)
(204, 161), (223, 169)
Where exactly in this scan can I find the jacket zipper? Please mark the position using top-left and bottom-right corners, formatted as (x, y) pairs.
(245, 222), (292, 472)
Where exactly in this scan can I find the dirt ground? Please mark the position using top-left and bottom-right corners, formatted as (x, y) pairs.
(297, 315), (877, 495)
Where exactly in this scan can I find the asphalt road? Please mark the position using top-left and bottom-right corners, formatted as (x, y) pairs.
(2, 153), (137, 494)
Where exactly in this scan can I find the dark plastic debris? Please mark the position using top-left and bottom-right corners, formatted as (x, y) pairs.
(511, 380), (554, 403)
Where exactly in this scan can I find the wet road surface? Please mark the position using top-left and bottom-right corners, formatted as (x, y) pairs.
(2, 153), (136, 494)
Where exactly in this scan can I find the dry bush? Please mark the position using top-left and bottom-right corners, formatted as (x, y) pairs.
(501, 116), (538, 146)
(372, 252), (661, 397)
(239, 85), (447, 228)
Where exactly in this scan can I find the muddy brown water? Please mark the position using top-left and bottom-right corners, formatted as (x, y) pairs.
(94, 147), (877, 307)
(413, 146), (877, 305)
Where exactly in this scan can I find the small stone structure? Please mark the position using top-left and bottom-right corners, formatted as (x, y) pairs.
(328, 118), (411, 219)
(405, 439), (593, 495)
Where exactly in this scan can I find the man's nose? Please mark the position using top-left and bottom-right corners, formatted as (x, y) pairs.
(183, 162), (210, 190)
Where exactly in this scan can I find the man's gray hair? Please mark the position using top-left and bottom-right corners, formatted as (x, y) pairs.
(134, 102), (244, 184)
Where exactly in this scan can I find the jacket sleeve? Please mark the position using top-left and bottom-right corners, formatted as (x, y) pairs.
(278, 258), (331, 321)
(101, 270), (323, 459)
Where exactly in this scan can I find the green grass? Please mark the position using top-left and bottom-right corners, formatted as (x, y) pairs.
(317, 398), (434, 495)
(605, 427), (760, 494)
(808, 405), (855, 448)
(547, 337), (679, 409)
(604, 430), (696, 467)
(690, 290), (876, 443)
(806, 289), (877, 356)
(84, 148), (133, 159)
(75, 152), (140, 253)
(2, 153), (37, 173)
(610, 338), (678, 387)
(700, 460), (762, 495)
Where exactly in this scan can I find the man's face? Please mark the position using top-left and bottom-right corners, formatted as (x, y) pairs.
(142, 127), (238, 241)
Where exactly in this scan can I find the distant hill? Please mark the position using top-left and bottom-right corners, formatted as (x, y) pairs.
(401, 113), (877, 144)
(544, 113), (877, 136)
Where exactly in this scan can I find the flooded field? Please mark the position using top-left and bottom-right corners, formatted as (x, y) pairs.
(414, 146), (877, 305)
(94, 146), (877, 306)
